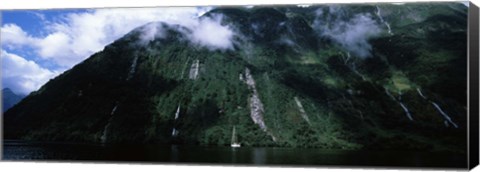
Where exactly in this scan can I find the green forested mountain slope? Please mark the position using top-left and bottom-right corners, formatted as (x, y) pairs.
(3, 3), (468, 153)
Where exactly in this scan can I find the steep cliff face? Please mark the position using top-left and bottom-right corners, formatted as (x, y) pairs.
(3, 3), (468, 153)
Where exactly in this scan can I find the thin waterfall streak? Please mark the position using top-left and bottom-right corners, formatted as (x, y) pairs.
(172, 128), (178, 137)
(417, 88), (428, 99)
(174, 105), (180, 120)
(385, 88), (414, 121)
(244, 68), (276, 142)
(126, 56), (139, 81)
(189, 60), (200, 80)
(399, 102), (414, 121)
(180, 56), (191, 80)
(385, 87), (396, 101)
(294, 97), (311, 125)
(376, 5), (393, 35)
(431, 102), (458, 128)
(101, 104), (118, 143)
(350, 62), (366, 81)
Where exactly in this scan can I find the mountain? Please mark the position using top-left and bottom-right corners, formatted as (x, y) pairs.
(3, 3), (468, 153)
(2, 88), (25, 112)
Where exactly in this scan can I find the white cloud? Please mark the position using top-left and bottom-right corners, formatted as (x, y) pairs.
(0, 24), (37, 49)
(39, 7), (208, 67)
(1, 7), (216, 69)
(327, 14), (381, 58)
(37, 32), (70, 58)
(187, 14), (235, 51)
(137, 22), (168, 45)
(297, 4), (311, 8)
(134, 9), (236, 51)
(1, 50), (59, 95)
(314, 7), (382, 58)
(1, 7), (239, 94)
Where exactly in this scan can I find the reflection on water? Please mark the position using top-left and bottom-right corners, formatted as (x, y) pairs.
(2, 140), (466, 169)
(252, 148), (266, 164)
(171, 145), (179, 162)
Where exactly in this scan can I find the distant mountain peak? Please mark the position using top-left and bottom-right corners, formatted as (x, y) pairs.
(2, 87), (25, 112)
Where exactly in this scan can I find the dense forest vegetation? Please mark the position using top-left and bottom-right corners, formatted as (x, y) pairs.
(4, 3), (468, 154)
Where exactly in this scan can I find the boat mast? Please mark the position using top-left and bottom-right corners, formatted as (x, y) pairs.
(231, 126), (237, 144)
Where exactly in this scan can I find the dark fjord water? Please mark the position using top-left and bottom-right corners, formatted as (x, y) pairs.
(2, 140), (466, 169)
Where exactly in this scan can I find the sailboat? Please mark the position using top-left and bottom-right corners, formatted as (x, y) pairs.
(231, 126), (241, 148)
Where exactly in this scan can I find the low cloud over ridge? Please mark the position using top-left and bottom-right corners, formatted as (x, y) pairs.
(2, 7), (239, 94)
(314, 6), (382, 58)
(137, 13), (236, 51)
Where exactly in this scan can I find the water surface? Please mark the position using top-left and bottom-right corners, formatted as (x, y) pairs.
(2, 140), (466, 169)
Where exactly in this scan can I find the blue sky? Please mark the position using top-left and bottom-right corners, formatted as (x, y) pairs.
(3, 10), (86, 37)
(2, 10), (86, 69)
(2, 9), (87, 95)
(1, 7), (215, 95)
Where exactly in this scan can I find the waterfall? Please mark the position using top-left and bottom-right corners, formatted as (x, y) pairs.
(189, 60), (200, 80)
(109, 105), (118, 115)
(101, 104), (118, 143)
(385, 88), (414, 121)
(239, 73), (244, 82)
(399, 102), (414, 121)
(341, 52), (352, 65)
(249, 93), (267, 131)
(244, 68), (256, 89)
(416, 88), (428, 100)
(245, 68), (265, 130)
(342, 52), (367, 81)
(350, 62), (367, 81)
(174, 105), (180, 120)
(244, 68), (277, 142)
(344, 52), (351, 65)
(386, 87), (459, 128)
(126, 55), (139, 81)
(294, 97), (311, 125)
(384, 87), (396, 100)
(416, 88), (458, 128)
(376, 6), (393, 35)
(431, 102), (458, 128)
(172, 105), (181, 137)
(179, 56), (191, 80)
(172, 128), (178, 137)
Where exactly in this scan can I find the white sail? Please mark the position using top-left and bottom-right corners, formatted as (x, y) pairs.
(231, 126), (241, 148)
